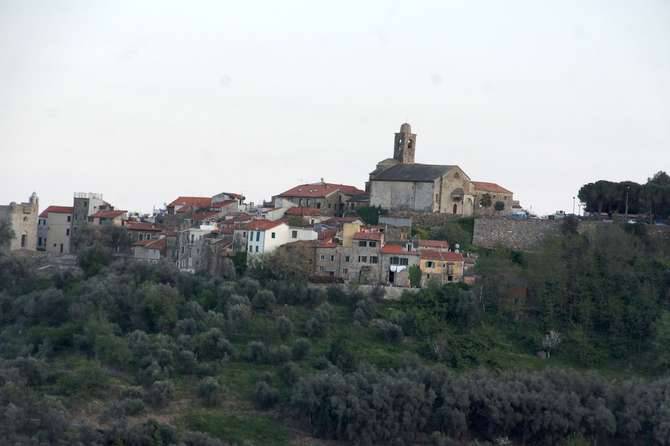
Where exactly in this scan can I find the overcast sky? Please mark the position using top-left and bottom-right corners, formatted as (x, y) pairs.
(1, 0), (668, 215)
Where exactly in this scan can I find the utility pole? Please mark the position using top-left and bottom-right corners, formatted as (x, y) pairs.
(572, 196), (576, 215)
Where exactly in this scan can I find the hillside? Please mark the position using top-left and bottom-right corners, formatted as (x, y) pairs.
(0, 219), (669, 446)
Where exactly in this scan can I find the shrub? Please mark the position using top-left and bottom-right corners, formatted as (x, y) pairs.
(145, 380), (174, 408)
(277, 316), (293, 339)
(271, 344), (292, 364)
(291, 338), (311, 360)
(246, 341), (269, 363)
(252, 289), (276, 311)
(370, 319), (404, 343)
(305, 317), (325, 338)
(278, 362), (300, 386)
(254, 381), (279, 409)
(197, 377), (222, 407)
(123, 398), (145, 416)
(195, 328), (235, 361)
(238, 277), (260, 298)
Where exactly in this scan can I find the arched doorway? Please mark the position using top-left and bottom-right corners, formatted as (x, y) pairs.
(452, 204), (458, 215)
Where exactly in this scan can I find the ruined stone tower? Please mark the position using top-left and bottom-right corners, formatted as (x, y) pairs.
(393, 122), (416, 164)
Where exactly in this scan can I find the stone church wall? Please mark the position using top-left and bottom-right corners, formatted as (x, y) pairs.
(370, 181), (433, 212)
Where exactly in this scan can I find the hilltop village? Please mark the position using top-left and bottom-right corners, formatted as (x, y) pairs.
(1, 124), (518, 288)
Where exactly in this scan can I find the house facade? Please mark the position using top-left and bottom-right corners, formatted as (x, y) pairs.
(419, 250), (465, 286)
(471, 181), (515, 216)
(273, 181), (368, 217)
(38, 205), (73, 254)
(0, 193), (39, 251)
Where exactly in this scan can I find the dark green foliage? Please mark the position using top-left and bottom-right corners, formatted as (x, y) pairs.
(304, 317), (325, 337)
(370, 319), (403, 343)
(253, 381), (279, 409)
(409, 264), (422, 288)
(277, 315), (293, 339)
(0, 220), (14, 251)
(291, 338), (311, 360)
(198, 377), (223, 407)
(252, 289), (276, 310)
(145, 380), (174, 408)
(195, 328), (234, 361)
(246, 341), (269, 363)
(291, 365), (670, 446)
(278, 362), (301, 386)
(356, 205), (386, 225)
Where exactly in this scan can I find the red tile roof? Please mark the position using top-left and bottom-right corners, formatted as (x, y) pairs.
(353, 231), (383, 241)
(39, 206), (73, 218)
(243, 219), (286, 231)
(90, 210), (126, 219)
(125, 221), (162, 232)
(318, 228), (338, 241)
(168, 196), (212, 208)
(381, 244), (419, 255)
(278, 182), (366, 198)
(286, 207), (321, 216)
(317, 241), (338, 248)
(472, 181), (512, 194)
(193, 211), (220, 222)
(420, 250), (464, 262)
(418, 240), (449, 250)
(133, 238), (166, 250)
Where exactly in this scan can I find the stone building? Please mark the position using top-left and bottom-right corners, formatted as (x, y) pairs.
(273, 181), (368, 217)
(37, 205), (73, 254)
(0, 193), (39, 251)
(368, 123), (476, 215)
(419, 250), (465, 286)
(471, 181), (515, 215)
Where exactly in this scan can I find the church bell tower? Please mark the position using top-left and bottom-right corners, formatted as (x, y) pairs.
(393, 122), (416, 164)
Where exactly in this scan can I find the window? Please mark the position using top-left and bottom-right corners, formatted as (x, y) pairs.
(256, 232), (260, 242)
(328, 203), (332, 208)
(426, 261), (434, 268)
(66, 229), (70, 236)
(38, 237), (42, 246)
(248, 246), (252, 252)
(345, 256), (350, 262)
(330, 255), (335, 261)
(320, 255), (325, 261)
(243, 232), (247, 238)
(358, 240), (366, 247)
(191, 234), (195, 243)
(369, 241), (377, 248)
(316, 202), (321, 209)
(292, 230), (298, 239)
(390, 256), (399, 265)
(359, 256), (367, 263)
(67, 215), (71, 222)
(249, 232), (253, 240)
(400, 258), (409, 266)
(181, 246), (185, 254)
(319, 266), (325, 272)
(343, 268), (348, 274)
(21, 234), (26, 248)
(447, 264), (454, 275)
(271, 232), (276, 239)
(370, 256), (378, 264)
(255, 246), (259, 252)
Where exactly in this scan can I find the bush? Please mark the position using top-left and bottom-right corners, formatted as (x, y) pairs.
(370, 319), (404, 343)
(277, 316), (293, 339)
(278, 362), (300, 386)
(123, 398), (146, 416)
(198, 377), (222, 407)
(305, 317), (325, 338)
(254, 381), (279, 409)
(246, 341), (269, 363)
(291, 338), (311, 360)
(195, 328), (235, 361)
(270, 344), (292, 364)
(252, 289), (276, 311)
(145, 380), (174, 408)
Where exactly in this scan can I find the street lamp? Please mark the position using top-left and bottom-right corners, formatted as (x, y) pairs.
(572, 196), (576, 215)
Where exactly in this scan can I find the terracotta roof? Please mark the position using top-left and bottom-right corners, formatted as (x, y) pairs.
(133, 238), (166, 250)
(286, 207), (321, 216)
(472, 181), (512, 194)
(318, 241), (338, 248)
(125, 221), (162, 232)
(318, 228), (337, 241)
(418, 240), (449, 250)
(168, 196), (212, 208)
(243, 219), (286, 231)
(278, 182), (366, 198)
(420, 250), (464, 262)
(193, 211), (220, 222)
(39, 206), (73, 218)
(90, 210), (126, 219)
(381, 244), (419, 255)
(353, 231), (383, 241)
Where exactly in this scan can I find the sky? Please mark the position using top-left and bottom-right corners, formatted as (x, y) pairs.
(1, 0), (669, 216)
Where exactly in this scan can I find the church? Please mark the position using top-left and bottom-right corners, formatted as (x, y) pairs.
(367, 123), (514, 216)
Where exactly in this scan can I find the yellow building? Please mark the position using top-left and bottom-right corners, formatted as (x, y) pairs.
(419, 250), (465, 285)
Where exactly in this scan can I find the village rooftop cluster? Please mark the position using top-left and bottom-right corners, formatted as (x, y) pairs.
(1, 123), (519, 288)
